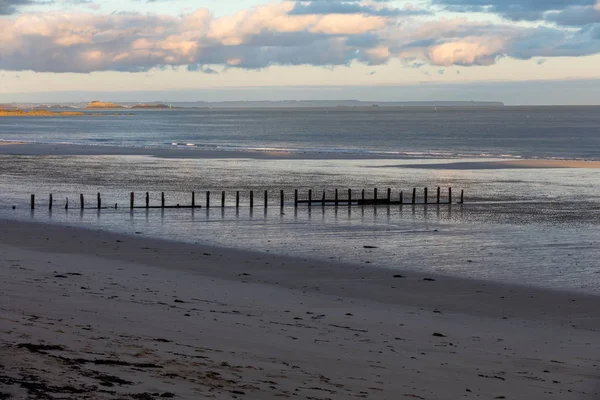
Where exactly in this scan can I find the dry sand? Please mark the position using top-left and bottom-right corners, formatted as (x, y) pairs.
(0, 220), (599, 399)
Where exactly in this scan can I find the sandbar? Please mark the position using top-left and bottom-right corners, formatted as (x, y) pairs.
(0, 219), (598, 399)
(388, 159), (600, 169)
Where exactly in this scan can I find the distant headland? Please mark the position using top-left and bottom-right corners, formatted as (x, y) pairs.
(0, 108), (85, 117)
(85, 101), (123, 109)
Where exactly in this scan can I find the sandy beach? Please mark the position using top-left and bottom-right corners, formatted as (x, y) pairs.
(1, 219), (598, 399)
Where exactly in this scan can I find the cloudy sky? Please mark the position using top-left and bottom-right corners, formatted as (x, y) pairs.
(1, 0), (600, 104)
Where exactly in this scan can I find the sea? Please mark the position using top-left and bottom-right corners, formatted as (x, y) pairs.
(1, 107), (599, 294)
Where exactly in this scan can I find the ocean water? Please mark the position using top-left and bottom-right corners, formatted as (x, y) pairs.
(0, 108), (599, 294)
(1, 106), (600, 159)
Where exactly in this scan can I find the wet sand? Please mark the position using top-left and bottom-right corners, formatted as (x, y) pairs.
(1, 220), (598, 399)
(388, 160), (600, 169)
(0, 142), (25, 146)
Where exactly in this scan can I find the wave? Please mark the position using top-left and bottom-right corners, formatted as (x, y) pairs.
(5, 138), (599, 161)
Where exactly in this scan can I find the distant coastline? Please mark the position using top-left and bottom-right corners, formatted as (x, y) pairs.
(0, 108), (133, 117)
(2, 100), (505, 110)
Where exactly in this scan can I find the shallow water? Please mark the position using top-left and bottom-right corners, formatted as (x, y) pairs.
(1, 155), (599, 295)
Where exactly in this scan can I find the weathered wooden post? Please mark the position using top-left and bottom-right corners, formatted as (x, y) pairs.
(412, 188), (416, 205)
(206, 191), (211, 208)
(308, 189), (312, 206)
(374, 188), (378, 202)
(387, 188), (391, 203)
(49, 194), (53, 210)
(322, 190), (326, 205)
(264, 190), (268, 209)
(130, 192), (134, 209)
(449, 187), (452, 204)
(250, 191), (254, 208)
(161, 192), (165, 208)
(294, 189), (298, 208)
(30, 194), (35, 210)
(236, 191), (240, 208)
(335, 189), (338, 205)
(399, 191), (403, 204)
(80, 194), (84, 210)
(65, 197), (68, 210)
(222, 191), (226, 208)
(348, 189), (352, 206)
(437, 187), (441, 204)
(280, 190), (284, 208)
(361, 189), (365, 202)
(97, 193), (101, 209)
(460, 190), (464, 204)
(424, 188), (428, 204)
(191, 191), (195, 208)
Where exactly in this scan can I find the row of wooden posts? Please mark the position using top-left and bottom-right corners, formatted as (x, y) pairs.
(30, 187), (464, 210)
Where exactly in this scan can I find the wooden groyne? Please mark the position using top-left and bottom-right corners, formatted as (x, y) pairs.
(27, 187), (464, 210)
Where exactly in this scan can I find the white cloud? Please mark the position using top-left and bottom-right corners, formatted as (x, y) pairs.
(1, 1), (600, 73)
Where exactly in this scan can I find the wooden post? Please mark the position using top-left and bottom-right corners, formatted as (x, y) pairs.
(280, 190), (284, 208)
(424, 188), (428, 204)
(80, 194), (84, 210)
(97, 193), (101, 209)
(294, 189), (298, 208)
(437, 187), (440, 204)
(308, 189), (312, 206)
(449, 187), (452, 204)
(130, 192), (134, 209)
(65, 197), (68, 210)
(114, 203), (117, 209)
(49, 194), (53, 210)
(250, 191), (254, 208)
(30, 194), (35, 210)
(161, 192), (165, 208)
(412, 188), (416, 205)
(222, 191), (226, 208)
(460, 190), (464, 204)
(348, 189), (352, 206)
(236, 191), (240, 208)
(191, 191), (195, 208)
(399, 191), (403, 204)
(264, 190), (268, 208)
(206, 191), (210, 208)
(322, 190), (326, 205)
(146, 192), (150, 208)
(361, 189), (365, 202)
(335, 189), (338, 205)
(387, 188), (391, 203)
(374, 188), (378, 202)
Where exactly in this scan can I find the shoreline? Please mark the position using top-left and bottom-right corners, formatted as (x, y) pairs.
(1, 218), (598, 399)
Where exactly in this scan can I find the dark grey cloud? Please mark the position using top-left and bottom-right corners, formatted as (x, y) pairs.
(546, 6), (600, 26)
(0, 0), (34, 15)
(434, 0), (595, 21)
(506, 25), (600, 59)
(289, 1), (429, 17)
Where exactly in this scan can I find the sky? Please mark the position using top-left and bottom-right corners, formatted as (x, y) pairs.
(1, 0), (600, 104)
